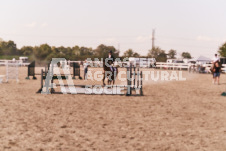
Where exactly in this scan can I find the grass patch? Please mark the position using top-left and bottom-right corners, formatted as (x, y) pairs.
(0, 55), (20, 60)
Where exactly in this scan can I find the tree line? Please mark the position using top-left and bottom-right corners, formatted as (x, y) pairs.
(4, 39), (226, 62)
(0, 40), (120, 61)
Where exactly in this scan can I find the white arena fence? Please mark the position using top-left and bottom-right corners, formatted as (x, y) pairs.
(0, 60), (30, 66)
(156, 62), (226, 73)
(156, 62), (189, 70)
(1, 59), (226, 72)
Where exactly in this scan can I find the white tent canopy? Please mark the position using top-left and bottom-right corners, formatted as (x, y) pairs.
(196, 56), (211, 63)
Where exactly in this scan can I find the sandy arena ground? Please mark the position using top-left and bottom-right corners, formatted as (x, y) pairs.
(0, 66), (226, 151)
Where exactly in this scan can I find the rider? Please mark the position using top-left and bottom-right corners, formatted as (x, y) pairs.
(212, 54), (220, 63)
(104, 50), (115, 71)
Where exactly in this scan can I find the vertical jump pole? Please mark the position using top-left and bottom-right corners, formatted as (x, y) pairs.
(133, 67), (136, 88)
(44, 63), (51, 94)
(26, 63), (30, 79)
(45, 67), (50, 94)
(37, 66), (50, 94)
(137, 68), (140, 88)
(32, 61), (36, 80)
(73, 63), (75, 79)
(130, 64), (132, 94)
(79, 63), (81, 79)
(41, 69), (43, 90)
(16, 62), (18, 82)
(6, 61), (8, 83)
(50, 63), (54, 93)
(126, 65), (132, 96)
(140, 71), (143, 96)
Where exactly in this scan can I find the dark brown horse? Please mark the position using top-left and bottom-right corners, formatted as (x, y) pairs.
(211, 61), (222, 73)
(102, 66), (118, 86)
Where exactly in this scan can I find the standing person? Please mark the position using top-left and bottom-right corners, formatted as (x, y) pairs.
(83, 59), (88, 80)
(213, 61), (221, 85)
(211, 54), (220, 83)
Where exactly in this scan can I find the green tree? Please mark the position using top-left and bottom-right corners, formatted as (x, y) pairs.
(20, 46), (34, 56)
(0, 37), (3, 55)
(72, 45), (80, 56)
(0, 47), (2, 55)
(80, 47), (93, 56)
(147, 47), (162, 58)
(0, 40), (18, 55)
(133, 52), (140, 57)
(156, 50), (167, 62)
(123, 49), (133, 57)
(34, 44), (52, 60)
(51, 46), (60, 54)
(55, 46), (73, 59)
(168, 49), (177, 59)
(123, 49), (140, 57)
(181, 52), (192, 59)
(219, 42), (226, 57)
(94, 44), (120, 59)
(148, 47), (167, 62)
(58, 46), (68, 55)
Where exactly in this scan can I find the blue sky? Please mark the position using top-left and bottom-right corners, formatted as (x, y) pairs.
(0, 0), (226, 58)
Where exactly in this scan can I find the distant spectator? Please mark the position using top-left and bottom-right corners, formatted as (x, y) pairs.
(213, 61), (221, 85)
(211, 54), (220, 82)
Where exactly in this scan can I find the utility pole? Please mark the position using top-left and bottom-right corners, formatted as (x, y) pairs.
(152, 29), (155, 50)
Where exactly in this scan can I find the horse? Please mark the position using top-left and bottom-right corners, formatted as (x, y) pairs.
(210, 61), (221, 73)
(102, 65), (118, 86)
